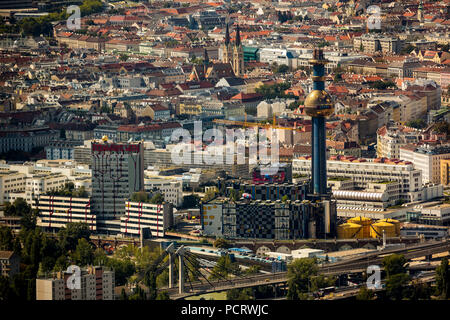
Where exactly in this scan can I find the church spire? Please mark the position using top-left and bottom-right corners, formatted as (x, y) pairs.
(203, 48), (209, 74)
(235, 24), (241, 47)
(225, 23), (230, 46)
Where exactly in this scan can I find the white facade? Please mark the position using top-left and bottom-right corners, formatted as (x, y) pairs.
(259, 48), (296, 69)
(25, 174), (68, 205)
(144, 175), (182, 207)
(293, 157), (423, 202)
(400, 145), (450, 184)
(121, 201), (173, 237)
(37, 195), (95, 231)
(0, 171), (26, 205)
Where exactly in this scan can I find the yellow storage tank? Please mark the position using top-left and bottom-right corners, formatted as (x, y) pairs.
(348, 216), (372, 238)
(370, 221), (396, 238)
(337, 223), (363, 239)
(379, 219), (400, 236)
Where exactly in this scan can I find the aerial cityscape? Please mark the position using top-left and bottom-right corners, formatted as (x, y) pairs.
(0, 0), (450, 306)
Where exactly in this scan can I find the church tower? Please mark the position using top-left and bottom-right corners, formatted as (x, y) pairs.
(417, 0), (424, 23)
(203, 48), (210, 75)
(222, 23), (233, 64)
(232, 24), (244, 77)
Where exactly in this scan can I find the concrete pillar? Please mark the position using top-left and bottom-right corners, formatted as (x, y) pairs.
(179, 255), (184, 294)
(169, 253), (174, 289)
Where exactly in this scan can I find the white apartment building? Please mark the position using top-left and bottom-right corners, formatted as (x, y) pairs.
(36, 266), (114, 300)
(0, 170), (26, 205)
(25, 173), (68, 205)
(259, 48), (296, 69)
(371, 94), (427, 123)
(293, 156), (424, 202)
(400, 144), (450, 184)
(144, 175), (183, 207)
(376, 124), (422, 159)
(0, 161), (92, 205)
(121, 201), (173, 237)
(37, 195), (96, 232)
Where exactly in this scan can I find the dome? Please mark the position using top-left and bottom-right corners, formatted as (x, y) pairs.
(304, 90), (334, 117)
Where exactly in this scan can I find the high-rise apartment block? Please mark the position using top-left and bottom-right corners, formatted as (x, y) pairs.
(91, 139), (144, 233)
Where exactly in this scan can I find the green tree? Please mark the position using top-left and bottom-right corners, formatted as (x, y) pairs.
(356, 286), (375, 300)
(382, 254), (407, 278)
(202, 189), (217, 202)
(128, 286), (146, 300)
(386, 273), (410, 300)
(255, 82), (291, 100)
(227, 288), (254, 300)
(53, 255), (69, 272)
(150, 193), (164, 205)
(0, 226), (14, 251)
(286, 258), (318, 300)
(0, 275), (14, 300)
(182, 194), (200, 209)
(209, 255), (239, 280)
(406, 119), (427, 129)
(57, 222), (91, 252)
(119, 53), (129, 62)
(156, 291), (170, 300)
(409, 279), (432, 300)
(310, 274), (336, 292)
(93, 248), (108, 266)
(436, 257), (450, 299)
(72, 238), (94, 266)
(213, 238), (230, 249)
(107, 258), (135, 286)
(120, 288), (128, 300)
(131, 191), (150, 203)
(275, 64), (289, 74)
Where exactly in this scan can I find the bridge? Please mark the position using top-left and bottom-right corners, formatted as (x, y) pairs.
(160, 239), (450, 300)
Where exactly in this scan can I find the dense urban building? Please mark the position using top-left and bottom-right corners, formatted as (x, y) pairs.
(91, 139), (144, 234)
(36, 266), (115, 300)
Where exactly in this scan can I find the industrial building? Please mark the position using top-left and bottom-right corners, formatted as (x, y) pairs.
(292, 156), (443, 203)
(219, 179), (308, 202)
(201, 198), (336, 240)
(336, 217), (401, 239)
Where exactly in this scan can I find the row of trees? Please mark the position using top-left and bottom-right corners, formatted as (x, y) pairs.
(10, 0), (103, 37)
(130, 191), (164, 204)
(255, 82), (293, 100)
(46, 182), (88, 198)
